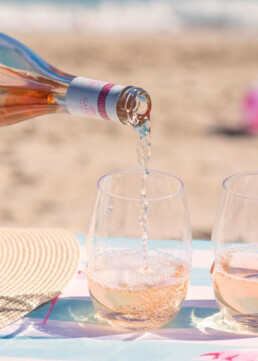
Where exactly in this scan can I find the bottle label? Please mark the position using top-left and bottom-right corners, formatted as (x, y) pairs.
(66, 77), (125, 122)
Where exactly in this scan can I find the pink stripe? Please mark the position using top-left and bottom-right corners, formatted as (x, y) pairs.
(97, 83), (115, 120)
(38, 296), (59, 326)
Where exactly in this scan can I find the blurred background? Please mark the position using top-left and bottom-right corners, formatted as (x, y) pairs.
(1, 0), (258, 238)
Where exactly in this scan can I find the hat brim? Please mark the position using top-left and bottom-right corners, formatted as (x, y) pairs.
(0, 228), (80, 329)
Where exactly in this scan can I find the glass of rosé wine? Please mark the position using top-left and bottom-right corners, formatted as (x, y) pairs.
(211, 172), (258, 332)
(85, 170), (192, 331)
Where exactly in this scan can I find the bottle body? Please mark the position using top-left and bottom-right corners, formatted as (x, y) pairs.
(0, 64), (67, 125)
(0, 33), (151, 127)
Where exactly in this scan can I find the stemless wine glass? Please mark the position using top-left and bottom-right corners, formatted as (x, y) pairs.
(86, 170), (192, 331)
(211, 172), (258, 332)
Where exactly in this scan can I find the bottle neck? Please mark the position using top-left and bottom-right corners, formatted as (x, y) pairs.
(65, 77), (151, 127)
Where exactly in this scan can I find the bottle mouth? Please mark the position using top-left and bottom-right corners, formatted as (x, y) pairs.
(124, 87), (151, 127)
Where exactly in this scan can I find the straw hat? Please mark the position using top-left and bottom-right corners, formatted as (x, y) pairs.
(0, 228), (80, 329)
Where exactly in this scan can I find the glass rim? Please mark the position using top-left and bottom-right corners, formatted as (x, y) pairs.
(223, 171), (258, 200)
(97, 169), (184, 201)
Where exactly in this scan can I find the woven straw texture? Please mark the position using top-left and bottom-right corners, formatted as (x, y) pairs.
(0, 228), (80, 329)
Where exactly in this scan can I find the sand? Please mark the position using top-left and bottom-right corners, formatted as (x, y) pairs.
(1, 31), (258, 239)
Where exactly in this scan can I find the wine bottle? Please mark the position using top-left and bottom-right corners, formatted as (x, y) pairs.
(0, 33), (151, 127)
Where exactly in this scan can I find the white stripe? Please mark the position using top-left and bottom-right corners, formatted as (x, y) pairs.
(192, 250), (214, 269)
(60, 278), (90, 297)
(186, 286), (214, 300)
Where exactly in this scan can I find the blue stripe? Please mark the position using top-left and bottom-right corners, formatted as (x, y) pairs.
(75, 234), (86, 246)
(25, 298), (95, 323)
(75, 234), (211, 250)
(193, 239), (212, 250)
(191, 268), (211, 287)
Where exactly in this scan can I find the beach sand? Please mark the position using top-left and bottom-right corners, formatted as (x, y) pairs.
(1, 31), (258, 239)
